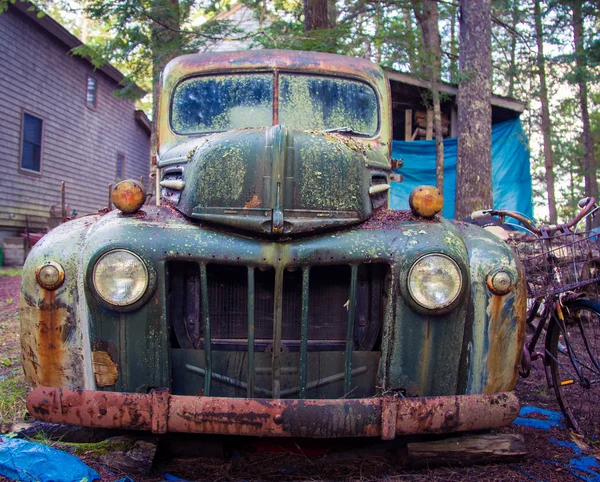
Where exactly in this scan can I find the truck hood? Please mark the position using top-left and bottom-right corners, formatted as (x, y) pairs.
(160, 126), (387, 235)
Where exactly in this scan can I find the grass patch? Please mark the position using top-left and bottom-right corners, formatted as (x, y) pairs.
(31, 435), (134, 456)
(60, 439), (133, 456)
(0, 370), (27, 425)
(0, 309), (28, 427)
(0, 268), (22, 277)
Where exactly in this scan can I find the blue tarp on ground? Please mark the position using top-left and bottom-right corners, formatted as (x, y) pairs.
(390, 118), (533, 219)
(0, 438), (100, 482)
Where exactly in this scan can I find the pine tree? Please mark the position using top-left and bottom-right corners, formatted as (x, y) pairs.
(455, 0), (493, 219)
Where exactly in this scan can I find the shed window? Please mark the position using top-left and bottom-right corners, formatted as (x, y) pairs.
(21, 113), (43, 173)
(87, 76), (97, 108)
(116, 153), (125, 180)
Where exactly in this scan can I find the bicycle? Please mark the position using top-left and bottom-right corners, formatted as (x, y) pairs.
(472, 198), (600, 439)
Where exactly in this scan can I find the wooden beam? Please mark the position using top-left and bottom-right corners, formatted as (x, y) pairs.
(405, 109), (413, 141)
(384, 68), (526, 113)
(451, 106), (458, 138)
(405, 433), (528, 468)
(426, 110), (433, 140)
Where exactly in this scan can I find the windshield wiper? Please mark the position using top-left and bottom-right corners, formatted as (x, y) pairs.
(322, 126), (369, 136)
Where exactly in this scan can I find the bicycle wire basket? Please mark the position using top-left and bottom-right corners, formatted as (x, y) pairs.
(507, 231), (600, 299)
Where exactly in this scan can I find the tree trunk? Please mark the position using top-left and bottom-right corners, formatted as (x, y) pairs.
(572, 1), (599, 228)
(304, 0), (335, 31)
(412, 0), (445, 194)
(534, 0), (557, 224)
(507, 2), (518, 97)
(455, 0), (493, 219)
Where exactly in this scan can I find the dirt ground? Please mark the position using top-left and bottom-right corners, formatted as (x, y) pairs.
(1, 271), (599, 481)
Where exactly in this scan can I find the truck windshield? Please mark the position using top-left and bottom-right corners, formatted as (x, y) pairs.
(171, 73), (379, 136)
(279, 74), (378, 136)
(171, 74), (274, 135)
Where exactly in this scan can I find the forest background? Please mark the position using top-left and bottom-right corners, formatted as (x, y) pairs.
(1, 0), (599, 224)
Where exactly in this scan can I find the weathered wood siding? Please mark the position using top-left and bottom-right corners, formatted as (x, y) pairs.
(0, 5), (150, 232)
(209, 4), (264, 52)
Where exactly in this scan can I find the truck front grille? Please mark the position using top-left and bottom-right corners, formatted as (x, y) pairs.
(166, 262), (388, 399)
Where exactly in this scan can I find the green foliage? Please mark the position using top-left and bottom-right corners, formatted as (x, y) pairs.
(487, 0), (600, 224)
(2, 0), (598, 224)
(0, 0), (17, 14)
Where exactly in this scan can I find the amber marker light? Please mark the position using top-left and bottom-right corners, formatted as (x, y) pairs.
(408, 185), (444, 218)
(36, 261), (65, 290)
(112, 180), (146, 214)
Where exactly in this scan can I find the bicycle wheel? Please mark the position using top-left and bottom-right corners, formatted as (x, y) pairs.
(546, 299), (600, 439)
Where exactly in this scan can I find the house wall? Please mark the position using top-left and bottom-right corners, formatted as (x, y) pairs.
(207, 4), (264, 52)
(0, 6), (150, 234)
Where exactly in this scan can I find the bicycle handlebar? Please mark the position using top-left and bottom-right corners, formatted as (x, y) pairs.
(471, 197), (597, 236)
(568, 197), (596, 229)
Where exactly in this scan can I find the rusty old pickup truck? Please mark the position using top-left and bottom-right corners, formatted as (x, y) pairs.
(21, 50), (525, 440)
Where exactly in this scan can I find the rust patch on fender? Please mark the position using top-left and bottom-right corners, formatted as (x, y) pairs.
(484, 290), (526, 393)
(92, 350), (119, 387)
(484, 294), (508, 393)
(36, 289), (68, 387)
(244, 194), (261, 209)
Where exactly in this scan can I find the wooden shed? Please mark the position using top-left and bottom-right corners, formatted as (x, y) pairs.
(385, 69), (526, 141)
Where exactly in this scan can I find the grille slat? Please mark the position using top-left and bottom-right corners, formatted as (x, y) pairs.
(200, 263), (212, 396)
(247, 267), (255, 398)
(299, 266), (310, 399)
(345, 264), (359, 394)
(272, 268), (284, 399)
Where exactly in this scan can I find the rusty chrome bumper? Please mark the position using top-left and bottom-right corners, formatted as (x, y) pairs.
(27, 387), (519, 439)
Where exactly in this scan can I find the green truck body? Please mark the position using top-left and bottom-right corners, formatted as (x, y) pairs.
(21, 50), (525, 438)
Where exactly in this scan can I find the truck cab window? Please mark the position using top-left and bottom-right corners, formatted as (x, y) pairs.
(171, 74), (273, 134)
(279, 74), (378, 136)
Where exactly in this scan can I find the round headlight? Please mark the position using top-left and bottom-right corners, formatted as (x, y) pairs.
(408, 254), (462, 310)
(92, 250), (148, 306)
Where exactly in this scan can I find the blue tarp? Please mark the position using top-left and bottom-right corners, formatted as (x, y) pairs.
(0, 438), (100, 482)
(390, 118), (533, 219)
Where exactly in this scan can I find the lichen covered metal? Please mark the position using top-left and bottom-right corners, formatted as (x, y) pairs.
(157, 50), (391, 235)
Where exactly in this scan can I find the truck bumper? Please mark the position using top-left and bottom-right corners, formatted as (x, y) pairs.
(27, 387), (519, 439)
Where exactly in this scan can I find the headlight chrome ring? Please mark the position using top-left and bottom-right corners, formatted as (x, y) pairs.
(487, 268), (514, 296)
(92, 249), (149, 307)
(407, 254), (463, 310)
(36, 261), (65, 290)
